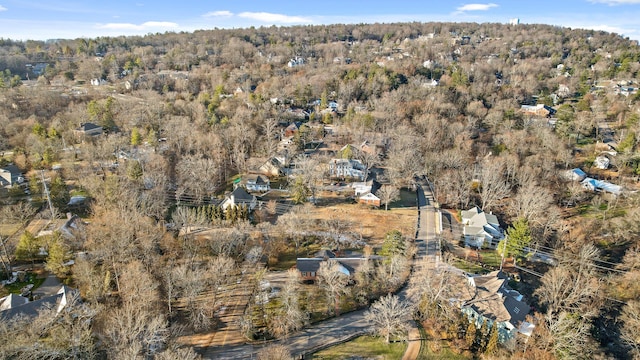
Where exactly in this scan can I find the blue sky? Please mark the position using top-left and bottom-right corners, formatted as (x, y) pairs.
(0, 0), (639, 41)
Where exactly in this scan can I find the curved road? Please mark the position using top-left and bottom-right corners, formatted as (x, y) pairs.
(199, 182), (439, 359)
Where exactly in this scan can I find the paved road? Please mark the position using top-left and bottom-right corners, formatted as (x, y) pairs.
(198, 183), (440, 359)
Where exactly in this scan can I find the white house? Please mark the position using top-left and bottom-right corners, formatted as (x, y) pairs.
(0, 164), (24, 188)
(563, 168), (587, 182)
(244, 174), (271, 193)
(594, 156), (610, 169)
(221, 187), (257, 211)
(329, 159), (366, 181)
(461, 206), (504, 249)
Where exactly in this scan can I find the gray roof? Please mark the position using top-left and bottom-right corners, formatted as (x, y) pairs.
(0, 164), (22, 185)
(77, 122), (102, 132)
(230, 187), (255, 202)
(0, 285), (78, 322)
(297, 258), (322, 273)
(0, 293), (29, 311)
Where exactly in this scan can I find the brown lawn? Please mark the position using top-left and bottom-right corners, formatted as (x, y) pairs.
(306, 203), (416, 246)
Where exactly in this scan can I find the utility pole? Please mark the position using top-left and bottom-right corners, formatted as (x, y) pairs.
(41, 170), (55, 219)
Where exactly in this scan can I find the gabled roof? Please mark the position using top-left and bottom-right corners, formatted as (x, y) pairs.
(0, 164), (22, 185)
(462, 207), (500, 228)
(0, 285), (79, 322)
(246, 174), (269, 185)
(296, 258), (323, 273)
(360, 192), (381, 201)
(76, 122), (102, 132)
(315, 249), (336, 259)
(229, 187), (254, 202)
(463, 271), (530, 327)
(0, 293), (29, 311)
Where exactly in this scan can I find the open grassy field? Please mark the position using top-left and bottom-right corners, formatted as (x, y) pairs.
(312, 335), (407, 359)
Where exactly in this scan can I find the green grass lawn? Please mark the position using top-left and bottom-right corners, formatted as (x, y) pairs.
(479, 250), (501, 267)
(390, 188), (417, 208)
(312, 335), (407, 359)
(452, 259), (489, 275)
(5, 273), (46, 295)
(419, 342), (471, 360)
(269, 243), (322, 271)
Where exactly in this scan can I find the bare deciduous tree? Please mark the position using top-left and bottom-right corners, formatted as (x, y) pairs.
(257, 344), (293, 360)
(365, 293), (412, 343)
(620, 300), (640, 358)
(377, 185), (399, 211)
(317, 260), (350, 315)
(267, 269), (308, 338)
(478, 158), (511, 211)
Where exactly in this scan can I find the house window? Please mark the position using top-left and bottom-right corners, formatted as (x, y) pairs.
(513, 307), (520, 314)
(301, 272), (307, 277)
(311, 272), (315, 277)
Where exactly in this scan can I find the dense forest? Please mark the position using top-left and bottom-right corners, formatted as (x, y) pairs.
(0, 21), (640, 359)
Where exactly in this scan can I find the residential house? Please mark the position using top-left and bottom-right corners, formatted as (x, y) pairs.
(258, 156), (288, 177)
(329, 158), (366, 181)
(563, 168), (587, 182)
(244, 174), (271, 193)
(461, 271), (533, 343)
(359, 192), (381, 207)
(221, 186), (257, 211)
(0, 164), (24, 188)
(0, 285), (79, 322)
(296, 250), (371, 282)
(581, 177), (622, 196)
(353, 180), (382, 207)
(0, 293), (29, 312)
(284, 122), (302, 137)
(287, 56), (305, 68)
(461, 206), (504, 249)
(594, 155), (610, 169)
(520, 104), (557, 118)
(74, 122), (103, 138)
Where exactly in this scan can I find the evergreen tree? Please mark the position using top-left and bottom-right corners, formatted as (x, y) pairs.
(478, 319), (489, 351)
(380, 230), (405, 257)
(45, 233), (72, 277)
(498, 218), (532, 263)
(131, 127), (142, 146)
(485, 323), (500, 354)
(465, 320), (477, 350)
(15, 231), (40, 268)
(291, 176), (310, 204)
(126, 161), (143, 180)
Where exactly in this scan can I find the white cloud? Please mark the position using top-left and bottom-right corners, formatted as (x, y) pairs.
(584, 24), (636, 34)
(238, 12), (311, 23)
(203, 10), (233, 18)
(96, 21), (178, 31)
(456, 3), (498, 11)
(589, 0), (640, 4)
(0, 5), (7, 11)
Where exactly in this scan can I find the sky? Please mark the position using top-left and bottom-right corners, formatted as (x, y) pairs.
(0, 0), (640, 41)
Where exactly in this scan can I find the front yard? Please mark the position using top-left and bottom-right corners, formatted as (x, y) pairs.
(312, 335), (407, 359)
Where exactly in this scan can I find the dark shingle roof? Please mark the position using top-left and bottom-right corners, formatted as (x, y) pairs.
(77, 122), (102, 131)
(296, 258), (322, 273)
(231, 187), (254, 202)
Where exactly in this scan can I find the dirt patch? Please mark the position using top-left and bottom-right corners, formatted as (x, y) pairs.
(306, 203), (416, 245)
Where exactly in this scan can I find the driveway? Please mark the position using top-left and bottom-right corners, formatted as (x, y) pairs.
(33, 272), (62, 298)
